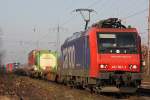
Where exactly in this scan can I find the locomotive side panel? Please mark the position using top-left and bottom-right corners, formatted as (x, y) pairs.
(60, 35), (91, 84)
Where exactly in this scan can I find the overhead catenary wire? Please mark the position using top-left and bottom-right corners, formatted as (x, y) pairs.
(38, 1), (147, 42)
(123, 8), (148, 19)
(92, 0), (147, 24)
(60, 0), (104, 26)
(2, 39), (56, 46)
(38, 0), (104, 41)
(87, 0), (103, 8)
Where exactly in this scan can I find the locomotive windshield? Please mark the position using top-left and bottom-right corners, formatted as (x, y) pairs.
(97, 32), (138, 54)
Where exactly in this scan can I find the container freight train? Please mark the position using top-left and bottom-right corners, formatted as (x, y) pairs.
(16, 50), (58, 80)
(16, 18), (143, 93)
(58, 18), (143, 93)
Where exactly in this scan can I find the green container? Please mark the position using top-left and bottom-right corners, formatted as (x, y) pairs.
(35, 50), (58, 72)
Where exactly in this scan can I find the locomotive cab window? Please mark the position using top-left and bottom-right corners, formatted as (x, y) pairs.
(97, 32), (138, 54)
(98, 34), (117, 48)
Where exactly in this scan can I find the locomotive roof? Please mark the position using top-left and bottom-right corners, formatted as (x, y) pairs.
(63, 18), (138, 44)
(64, 31), (87, 43)
(64, 28), (137, 45)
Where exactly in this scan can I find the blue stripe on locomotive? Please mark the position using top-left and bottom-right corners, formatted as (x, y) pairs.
(61, 35), (90, 69)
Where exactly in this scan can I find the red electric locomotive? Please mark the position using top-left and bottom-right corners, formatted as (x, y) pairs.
(59, 18), (142, 92)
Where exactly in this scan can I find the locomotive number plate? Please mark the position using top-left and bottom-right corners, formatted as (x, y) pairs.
(111, 65), (127, 69)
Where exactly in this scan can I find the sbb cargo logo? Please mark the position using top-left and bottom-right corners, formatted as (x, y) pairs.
(62, 45), (75, 69)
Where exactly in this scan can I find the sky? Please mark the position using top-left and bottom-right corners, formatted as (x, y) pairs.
(0, 0), (148, 64)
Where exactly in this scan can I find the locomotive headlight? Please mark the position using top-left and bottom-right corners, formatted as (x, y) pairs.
(100, 64), (105, 69)
(100, 64), (107, 69)
(129, 65), (138, 70)
(132, 65), (137, 69)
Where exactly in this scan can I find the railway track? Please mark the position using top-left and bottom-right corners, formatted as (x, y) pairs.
(63, 80), (150, 100)
(1, 72), (150, 100)
(52, 77), (150, 100)
(101, 84), (150, 100)
(0, 73), (112, 100)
